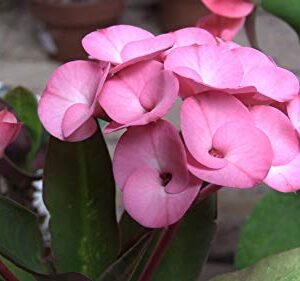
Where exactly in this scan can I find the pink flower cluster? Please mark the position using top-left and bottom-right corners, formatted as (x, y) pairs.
(0, 110), (21, 158)
(198, 0), (256, 41)
(38, 25), (300, 228)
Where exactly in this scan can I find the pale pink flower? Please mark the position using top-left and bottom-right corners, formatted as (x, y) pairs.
(197, 13), (245, 41)
(113, 120), (201, 228)
(288, 93), (300, 136)
(234, 47), (299, 102)
(201, 0), (255, 18)
(82, 25), (175, 74)
(100, 60), (179, 133)
(0, 110), (22, 158)
(164, 45), (244, 97)
(251, 105), (300, 192)
(181, 92), (273, 188)
(38, 60), (109, 142)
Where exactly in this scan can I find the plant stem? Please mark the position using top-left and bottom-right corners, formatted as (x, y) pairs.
(245, 7), (260, 50)
(137, 183), (220, 281)
(138, 222), (181, 281)
(0, 156), (42, 188)
(0, 259), (19, 281)
(199, 184), (222, 200)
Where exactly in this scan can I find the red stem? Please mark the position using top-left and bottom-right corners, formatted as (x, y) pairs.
(138, 222), (180, 281)
(137, 183), (221, 281)
(0, 259), (20, 281)
(199, 183), (222, 200)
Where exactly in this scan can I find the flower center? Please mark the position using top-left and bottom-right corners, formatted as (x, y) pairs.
(209, 148), (224, 158)
(160, 172), (173, 187)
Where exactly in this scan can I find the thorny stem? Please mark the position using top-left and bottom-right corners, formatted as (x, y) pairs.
(0, 259), (20, 281)
(138, 183), (221, 281)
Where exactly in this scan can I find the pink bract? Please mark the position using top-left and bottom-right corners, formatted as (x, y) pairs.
(288, 93), (300, 135)
(251, 105), (300, 192)
(100, 60), (179, 133)
(82, 25), (175, 73)
(113, 120), (201, 228)
(164, 45), (244, 97)
(201, 0), (255, 18)
(38, 60), (109, 142)
(0, 110), (22, 158)
(181, 92), (273, 188)
(197, 13), (245, 41)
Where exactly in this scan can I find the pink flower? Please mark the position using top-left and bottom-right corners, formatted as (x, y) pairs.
(251, 105), (300, 192)
(181, 92), (273, 188)
(201, 0), (255, 18)
(164, 45), (244, 97)
(38, 60), (109, 142)
(100, 60), (179, 133)
(113, 120), (201, 228)
(287, 93), (300, 134)
(82, 25), (175, 74)
(234, 47), (299, 102)
(162, 27), (217, 58)
(197, 13), (245, 41)
(0, 110), (22, 158)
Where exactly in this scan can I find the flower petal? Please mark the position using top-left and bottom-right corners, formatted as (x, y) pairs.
(82, 25), (154, 64)
(264, 153), (300, 192)
(123, 166), (200, 228)
(38, 60), (104, 141)
(202, 0), (254, 18)
(287, 93), (300, 135)
(241, 65), (299, 102)
(113, 120), (190, 194)
(188, 122), (273, 188)
(251, 105), (299, 166)
(62, 103), (97, 141)
(181, 92), (252, 169)
(165, 45), (244, 92)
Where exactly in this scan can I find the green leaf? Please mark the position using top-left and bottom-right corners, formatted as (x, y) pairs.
(211, 247), (300, 281)
(43, 131), (120, 280)
(34, 272), (91, 281)
(261, 0), (300, 36)
(119, 212), (150, 253)
(4, 87), (43, 162)
(131, 196), (217, 281)
(99, 233), (152, 281)
(235, 190), (300, 270)
(150, 196), (217, 281)
(0, 257), (36, 281)
(0, 196), (50, 274)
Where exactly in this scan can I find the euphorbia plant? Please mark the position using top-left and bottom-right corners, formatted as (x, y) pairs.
(0, 9), (300, 281)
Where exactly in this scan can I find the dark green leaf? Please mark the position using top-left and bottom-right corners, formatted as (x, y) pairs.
(34, 272), (91, 281)
(43, 131), (120, 280)
(211, 247), (300, 281)
(119, 212), (150, 253)
(150, 196), (217, 281)
(4, 87), (43, 162)
(0, 196), (50, 274)
(0, 256), (36, 281)
(131, 196), (217, 281)
(261, 0), (300, 36)
(235, 190), (300, 270)
(99, 233), (152, 281)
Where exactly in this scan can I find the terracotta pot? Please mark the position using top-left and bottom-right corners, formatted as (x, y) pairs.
(30, 0), (124, 62)
(160, 0), (209, 32)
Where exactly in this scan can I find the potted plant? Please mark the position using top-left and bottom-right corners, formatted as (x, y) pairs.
(160, 0), (209, 31)
(30, 0), (124, 62)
